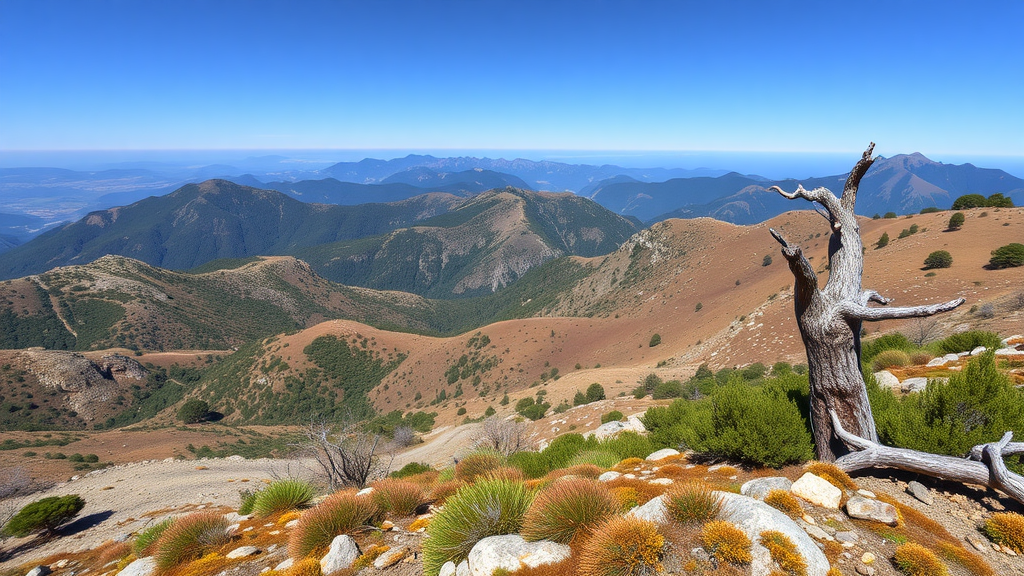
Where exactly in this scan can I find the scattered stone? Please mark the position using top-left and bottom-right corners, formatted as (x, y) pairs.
(53, 561), (69, 569)
(791, 473), (843, 509)
(626, 495), (668, 523)
(740, 476), (793, 500)
(971, 346), (987, 356)
(902, 377), (929, 393)
(467, 535), (571, 576)
(966, 536), (988, 553)
(690, 547), (711, 564)
(943, 353), (960, 363)
(861, 552), (875, 564)
(717, 491), (831, 576)
(226, 546), (260, 559)
(456, 560), (470, 576)
(925, 357), (947, 367)
(285, 519), (299, 528)
(227, 523), (241, 534)
(117, 558), (156, 576)
(274, 559), (294, 571)
(802, 515), (816, 525)
(320, 535), (360, 574)
(835, 531), (858, 543)
(381, 520), (395, 531)
(649, 478), (673, 485)
(623, 473), (637, 479)
(846, 496), (898, 526)
(804, 524), (832, 541)
(374, 546), (408, 569)
(26, 567), (51, 576)
(590, 418), (644, 440)
(645, 448), (680, 461)
(907, 481), (934, 505)
(856, 489), (876, 499)
(356, 487), (374, 496)
(223, 512), (251, 522)
(855, 564), (875, 576)
(874, 370), (902, 388)
(226, 454), (245, 461)
(995, 348), (1024, 357)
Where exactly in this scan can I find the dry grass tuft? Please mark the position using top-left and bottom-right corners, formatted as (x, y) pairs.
(152, 511), (230, 569)
(805, 462), (857, 491)
(982, 512), (1024, 553)
(578, 516), (664, 576)
(284, 557), (323, 576)
(613, 457), (644, 472)
(96, 541), (133, 565)
(428, 480), (464, 505)
(287, 491), (380, 559)
(893, 542), (949, 576)
(370, 479), (424, 517)
(547, 463), (603, 480)
(521, 477), (618, 544)
(664, 481), (721, 525)
(455, 451), (504, 482)
(760, 530), (806, 576)
(484, 466), (527, 483)
(763, 489), (803, 517)
(700, 520), (752, 565)
(711, 465), (738, 476)
(610, 486), (639, 510)
(605, 476), (667, 505)
(655, 464), (686, 478)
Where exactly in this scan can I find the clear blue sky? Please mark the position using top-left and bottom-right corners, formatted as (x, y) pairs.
(1, 0), (1021, 156)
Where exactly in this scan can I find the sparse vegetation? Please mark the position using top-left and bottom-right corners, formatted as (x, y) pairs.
(577, 516), (664, 576)
(133, 518), (174, 556)
(287, 490), (381, 559)
(648, 333), (661, 347)
(981, 512), (1024, 553)
(875, 232), (889, 249)
(760, 530), (807, 576)
(521, 477), (618, 543)
(252, 478), (316, 516)
(701, 520), (752, 565)
(893, 542), (949, 576)
(152, 511), (230, 569)
(371, 478), (424, 516)
(989, 243), (1024, 269)
(601, 410), (624, 424)
(1, 494), (84, 537)
(764, 489), (802, 517)
(664, 481), (721, 525)
(947, 212), (965, 230)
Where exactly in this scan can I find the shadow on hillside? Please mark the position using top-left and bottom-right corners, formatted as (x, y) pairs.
(56, 509), (114, 537)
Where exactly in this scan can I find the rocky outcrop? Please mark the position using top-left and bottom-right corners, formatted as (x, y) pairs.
(19, 350), (147, 421)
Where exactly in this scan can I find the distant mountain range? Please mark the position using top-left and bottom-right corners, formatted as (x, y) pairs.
(0, 181), (638, 298)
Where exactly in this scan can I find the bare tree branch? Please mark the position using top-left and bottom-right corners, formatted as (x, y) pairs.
(860, 290), (890, 306)
(769, 184), (845, 230)
(841, 142), (876, 211)
(475, 417), (535, 456)
(299, 416), (391, 490)
(839, 298), (965, 321)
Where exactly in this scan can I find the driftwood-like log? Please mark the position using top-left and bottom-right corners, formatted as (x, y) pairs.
(769, 143), (964, 460)
(830, 410), (1024, 504)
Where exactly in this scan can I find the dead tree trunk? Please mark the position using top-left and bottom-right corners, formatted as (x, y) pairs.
(769, 143), (964, 461)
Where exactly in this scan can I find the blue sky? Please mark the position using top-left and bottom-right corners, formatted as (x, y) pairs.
(1, 0), (1022, 157)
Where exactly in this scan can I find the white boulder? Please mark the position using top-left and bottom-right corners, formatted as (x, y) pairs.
(320, 535), (360, 574)
(718, 491), (831, 576)
(467, 535), (571, 576)
(645, 448), (680, 461)
(873, 370), (901, 388)
(117, 558), (157, 576)
(790, 473), (842, 509)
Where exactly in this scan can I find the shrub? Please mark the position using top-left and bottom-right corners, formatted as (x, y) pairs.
(288, 491), (380, 559)
(455, 450), (505, 482)
(990, 243), (1024, 269)
(695, 302), (703, 312)
(664, 481), (721, 525)
(806, 462), (857, 491)
(422, 479), (535, 576)
(884, 211), (898, 218)
(872, 352), (1024, 459)
(577, 516), (664, 576)
(519, 402), (549, 421)
(764, 489), (802, 517)
(951, 193), (987, 210)
(569, 450), (621, 469)
(177, 399), (209, 423)
(371, 479), (424, 516)
(2, 494), (84, 537)
(760, 530), (807, 576)
(920, 207), (940, 214)
(931, 330), (1001, 355)
(152, 511), (230, 569)
(521, 478), (618, 544)
(875, 232), (889, 249)
(252, 479), (316, 516)
(893, 542), (948, 576)
(700, 520), (751, 565)
(391, 462), (432, 478)
(652, 380), (684, 399)
(601, 410), (624, 424)
(982, 512), (1024, 553)
(947, 212), (965, 230)
(861, 332), (914, 361)
(134, 517), (174, 556)
(237, 489), (259, 515)
(428, 480), (464, 505)
(586, 383), (606, 402)
(872, 349), (910, 372)
(923, 250), (952, 269)
(648, 334), (661, 347)
(599, 431), (655, 460)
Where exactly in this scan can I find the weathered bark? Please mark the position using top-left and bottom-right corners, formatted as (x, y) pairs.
(829, 411), (1024, 503)
(770, 143), (965, 460)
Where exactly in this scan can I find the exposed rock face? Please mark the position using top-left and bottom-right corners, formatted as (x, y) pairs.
(740, 477), (793, 500)
(717, 492), (831, 576)
(19, 350), (147, 421)
(466, 535), (571, 576)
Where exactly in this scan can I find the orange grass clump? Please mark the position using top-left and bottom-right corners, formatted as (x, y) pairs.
(428, 480), (464, 505)
(578, 516), (664, 576)
(700, 520), (752, 565)
(654, 464), (687, 478)
(893, 542), (949, 576)
(284, 557), (323, 576)
(982, 512), (1024, 553)
(613, 457), (644, 472)
(152, 511), (230, 569)
(605, 476), (667, 505)
(763, 489), (803, 518)
(547, 464), (603, 480)
(455, 451), (504, 482)
(484, 466), (527, 483)
(610, 486), (639, 510)
(521, 478), (619, 544)
(287, 491), (380, 559)
(760, 530), (806, 576)
(664, 481), (721, 525)
(370, 479), (424, 517)
(96, 540), (133, 565)
(805, 462), (857, 491)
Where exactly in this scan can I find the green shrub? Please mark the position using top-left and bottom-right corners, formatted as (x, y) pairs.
(601, 410), (625, 424)
(990, 243), (1024, 269)
(2, 494), (85, 537)
(522, 478), (618, 544)
(519, 402), (549, 421)
(598, 431), (655, 460)
(177, 399), (209, 424)
(872, 352), (1024, 460)
(287, 491), (380, 559)
(665, 481), (721, 525)
(947, 212), (965, 230)
(568, 450), (620, 469)
(251, 478), (316, 516)
(642, 375), (813, 468)
(952, 193), (987, 210)
(152, 511), (230, 569)
(872, 349), (911, 371)
(931, 330), (1001, 355)
(422, 479), (535, 576)
(391, 462), (432, 478)
(648, 334), (661, 347)
(133, 518), (174, 557)
(862, 332), (915, 362)
(920, 207), (940, 214)
(573, 390), (588, 406)
(923, 250), (952, 269)
(762, 254), (772, 266)
(68, 453), (84, 462)
(586, 383), (606, 403)
(884, 212), (897, 218)
(875, 232), (889, 249)
(84, 454), (99, 463)
(652, 380), (684, 399)
(741, 363), (766, 380)
(507, 451), (549, 479)
(237, 489), (259, 515)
